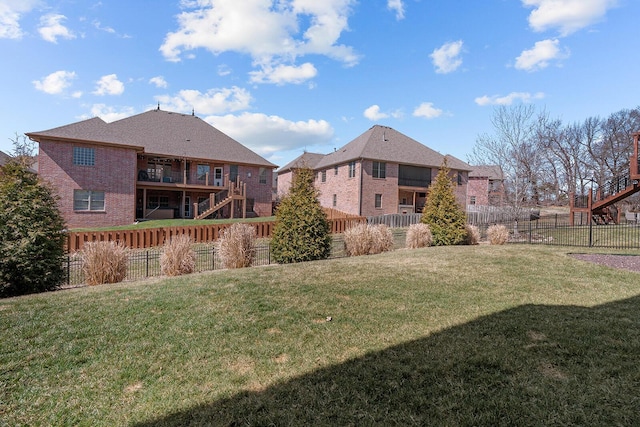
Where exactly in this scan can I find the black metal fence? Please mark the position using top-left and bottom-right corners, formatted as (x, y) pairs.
(475, 213), (640, 249)
(62, 215), (640, 288)
(62, 229), (408, 287)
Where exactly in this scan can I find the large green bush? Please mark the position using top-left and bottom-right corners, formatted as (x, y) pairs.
(0, 161), (66, 296)
(421, 159), (467, 246)
(271, 167), (331, 263)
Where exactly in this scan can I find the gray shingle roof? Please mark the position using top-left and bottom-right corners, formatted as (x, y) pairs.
(277, 151), (325, 173)
(469, 165), (504, 180)
(0, 151), (11, 166)
(313, 125), (470, 171)
(445, 154), (472, 172)
(26, 109), (276, 168)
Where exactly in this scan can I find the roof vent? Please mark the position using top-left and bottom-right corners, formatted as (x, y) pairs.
(157, 102), (160, 111)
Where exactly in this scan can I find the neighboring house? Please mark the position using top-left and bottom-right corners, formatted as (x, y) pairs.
(27, 108), (276, 229)
(0, 151), (11, 167)
(467, 165), (505, 207)
(277, 125), (471, 217)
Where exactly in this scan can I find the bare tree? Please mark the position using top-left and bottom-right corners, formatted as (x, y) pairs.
(9, 133), (37, 168)
(469, 104), (541, 208)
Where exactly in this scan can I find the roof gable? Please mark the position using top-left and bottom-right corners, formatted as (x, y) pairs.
(277, 151), (325, 173)
(314, 125), (467, 170)
(469, 165), (504, 180)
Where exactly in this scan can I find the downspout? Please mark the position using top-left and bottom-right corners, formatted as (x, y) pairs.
(358, 157), (364, 216)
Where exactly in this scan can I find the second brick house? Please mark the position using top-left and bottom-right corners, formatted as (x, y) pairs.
(277, 125), (471, 217)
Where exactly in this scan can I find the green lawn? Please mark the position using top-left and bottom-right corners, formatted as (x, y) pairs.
(2, 245), (640, 426)
(69, 216), (276, 232)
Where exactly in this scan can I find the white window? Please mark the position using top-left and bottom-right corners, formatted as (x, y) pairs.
(373, 161), (386, 179)
(348, 161), (356, 178)
(73, 190), (105, 211)
(321, 170), (327, 182)
(334, 165), (339, 175)
(73, 147), (95, 166)
(333, 194), (337, 207)
(375, 193), (382, 209)
(259, 168), (268, 184)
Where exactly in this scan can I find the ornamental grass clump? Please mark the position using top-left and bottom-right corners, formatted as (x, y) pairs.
(405, 223), (433, 249)
(160, 234), (196, 276)
(487, 224), (509, 245)
(216, 223), (256, 269)
(464, 224), (481, 245)
(81, 241), (128, 285)
(344, 223), (394, 256)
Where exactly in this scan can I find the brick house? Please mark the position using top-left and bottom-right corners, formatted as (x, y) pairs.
(277, 125), (471, 217)
(27, 108), (276, 229)
(467, 165), (505, 207)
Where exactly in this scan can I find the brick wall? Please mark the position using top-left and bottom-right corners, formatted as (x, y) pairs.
(467, 177), (490, 206)
(39, 140), (137, 229)
(281, 160), (470, 217)
(316, 161), (362, 216)
(360, 161), (398, 216)
(239, 165), (274, 216)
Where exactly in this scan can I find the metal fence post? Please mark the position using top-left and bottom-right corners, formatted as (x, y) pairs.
(146, 250), (149, 277)
(589, 219), (593, 247)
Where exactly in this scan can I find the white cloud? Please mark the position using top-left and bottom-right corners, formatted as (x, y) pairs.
(92, 20), (115, 34)
(38, 13), (76, 43)
(364, 105), (388, 121)
(387, 0), (405, 20)
(515, 38), (568, 71)
(0, 0), (39, 39)
(413, 102), (443, 119)
(33, 70), (77, 95)
(155, 86), (252, 115)
(523, 0), (617, 36)
(206, 112), (334, 159)
(160, 0), (360, 84)
(430, 40), (464, 74)
(249, 62), (317, 85)
(85, 104), (136, 122)
(93, 74), (125, 96)
(475, 92), (545, 106)
(149, 76), (168, 88)
(218, 64), (232, 76)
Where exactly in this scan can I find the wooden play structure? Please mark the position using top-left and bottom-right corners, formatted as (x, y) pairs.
(570, 131), (640, 225)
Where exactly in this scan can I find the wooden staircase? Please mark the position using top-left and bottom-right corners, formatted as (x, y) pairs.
(570, 131), (640, 225)
(194, 180), (247, 220)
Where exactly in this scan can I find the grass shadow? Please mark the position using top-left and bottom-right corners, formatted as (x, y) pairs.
(135, 295), (640, 426)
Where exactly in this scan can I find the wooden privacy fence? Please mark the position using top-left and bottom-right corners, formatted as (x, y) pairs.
(66, 217), (366, 252)
(367, 213), (422, 228)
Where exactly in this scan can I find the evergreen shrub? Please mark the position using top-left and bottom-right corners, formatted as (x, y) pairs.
(271, 167), (331, 263)
(0, 162), (66, 296)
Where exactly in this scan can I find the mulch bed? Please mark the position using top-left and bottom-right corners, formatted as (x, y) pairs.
(570, 253), (640, 273)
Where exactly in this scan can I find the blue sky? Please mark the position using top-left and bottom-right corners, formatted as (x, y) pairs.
(1, 0), (639, 168)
